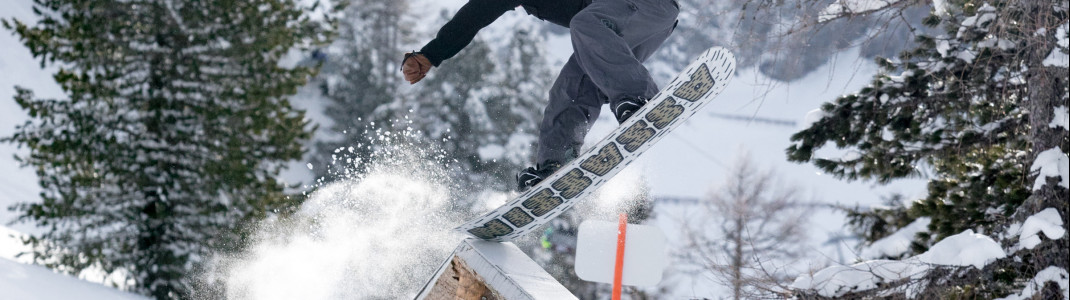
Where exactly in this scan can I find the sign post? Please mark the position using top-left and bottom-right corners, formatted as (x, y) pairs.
(575, 216), (669, 295)
(612, 213), (628, 300)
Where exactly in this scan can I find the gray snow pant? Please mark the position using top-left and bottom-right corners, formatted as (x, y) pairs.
(536, 0), (679, 164)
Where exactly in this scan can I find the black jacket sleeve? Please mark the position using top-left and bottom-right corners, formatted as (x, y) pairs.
(419, 0), (522, 66)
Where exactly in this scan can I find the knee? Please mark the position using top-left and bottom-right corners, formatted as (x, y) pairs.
(568, 10), (599, 31)
(572, 13), (626, 39)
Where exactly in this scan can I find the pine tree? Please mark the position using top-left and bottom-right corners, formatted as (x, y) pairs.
(1, 0), (334, 298)
(787, 0), (1067, 297)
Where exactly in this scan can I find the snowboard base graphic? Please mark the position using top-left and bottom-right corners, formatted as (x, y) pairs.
(457, 47), (736, 241)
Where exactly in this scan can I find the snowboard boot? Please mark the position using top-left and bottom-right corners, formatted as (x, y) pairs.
(516, 160), (563, 192)
(612, 96), (649, 124)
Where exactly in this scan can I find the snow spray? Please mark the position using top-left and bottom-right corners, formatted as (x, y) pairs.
(205, 128), (470, 299)
(589, 165), (649, 216)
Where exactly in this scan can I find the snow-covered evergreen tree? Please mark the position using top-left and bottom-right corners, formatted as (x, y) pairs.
(787, 0), (1068, 297)
(1, 0), (335, 298)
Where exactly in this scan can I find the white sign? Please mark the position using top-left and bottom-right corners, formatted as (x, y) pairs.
(574, 220), (668, 287)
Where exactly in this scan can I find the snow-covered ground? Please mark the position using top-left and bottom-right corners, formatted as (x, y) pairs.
(0, 258), (149, 300)
(1, 226), (148, 299)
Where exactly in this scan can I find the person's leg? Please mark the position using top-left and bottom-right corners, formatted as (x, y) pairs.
(631, 19), (676, 64)
(535, 55), (607, 165)
(524, 0), (679, 190)
(569, 0), (679, 105)
(610, 18), (677, 122)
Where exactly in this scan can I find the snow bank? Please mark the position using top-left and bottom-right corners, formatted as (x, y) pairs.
(1, 226), (147, 300)
(1044, 47), (1070, 68)
(794, 229), (1006, 298)
(0, 258), (148, 300)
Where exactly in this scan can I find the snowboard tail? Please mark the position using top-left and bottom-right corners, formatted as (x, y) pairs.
(458, 47), (736, 241)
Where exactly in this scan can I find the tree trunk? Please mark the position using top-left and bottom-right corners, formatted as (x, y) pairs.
(1019, 1), (1068, 220)
(1018, 2), (1069, 298)
(732, 216), (744, 300)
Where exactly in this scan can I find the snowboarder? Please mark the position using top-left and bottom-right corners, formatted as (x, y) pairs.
(401, 0), (679, 191)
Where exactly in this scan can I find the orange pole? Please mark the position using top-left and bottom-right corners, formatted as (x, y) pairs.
(612, 213), (628, 300)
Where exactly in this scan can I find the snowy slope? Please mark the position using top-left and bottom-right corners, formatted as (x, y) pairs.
(0, 258), (149, 300)
(1, 226), (148, 300)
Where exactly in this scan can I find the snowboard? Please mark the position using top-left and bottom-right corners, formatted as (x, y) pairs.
(457, 47), (736, 241)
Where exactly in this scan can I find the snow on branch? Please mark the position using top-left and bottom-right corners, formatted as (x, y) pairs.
(791, 259), (929, 298)
(859, 218), (931, 259)
(1052, 106), (1069, 131)
(1013, 208), (1066, 251)
(995, 266), (1070, 300)
(913, 230), (1007, 268)
(818, 0), (904, 22)
(1042, 22), (1069, 68)
(793, 230), (1006, 298)
(1030, 147), (1069, 191)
